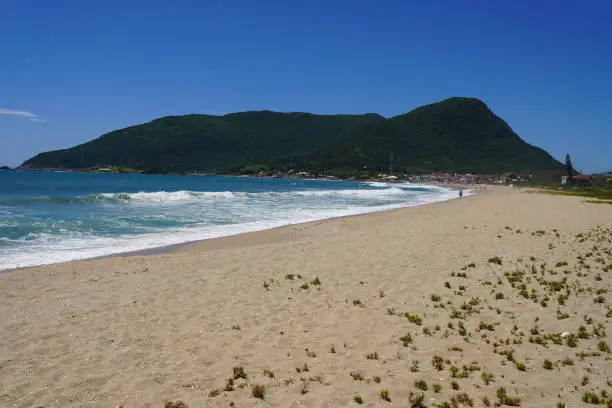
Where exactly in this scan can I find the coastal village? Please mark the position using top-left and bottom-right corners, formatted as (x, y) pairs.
(243, 168), (611, 188)
(7, 164), (611, 188)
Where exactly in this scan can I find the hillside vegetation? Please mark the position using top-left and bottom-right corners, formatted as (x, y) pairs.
(22, 97), (563, 176)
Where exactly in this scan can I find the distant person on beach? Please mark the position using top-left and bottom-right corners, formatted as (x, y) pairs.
(459, 190), (463, 199)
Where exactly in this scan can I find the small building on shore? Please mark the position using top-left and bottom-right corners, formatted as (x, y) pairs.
(562, 174), (599, 187)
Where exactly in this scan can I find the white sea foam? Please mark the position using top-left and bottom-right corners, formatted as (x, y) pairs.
(96, 190), (237, 202)
(1, 184), (462, 270)
(363, 181), (393, 188)
(93, 186), (423, 204)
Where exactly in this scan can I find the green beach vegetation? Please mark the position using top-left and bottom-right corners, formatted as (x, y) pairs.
(533, 186), (612, 201)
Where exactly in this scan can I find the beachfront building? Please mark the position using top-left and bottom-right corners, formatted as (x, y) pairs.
(567, 174), (599, 187)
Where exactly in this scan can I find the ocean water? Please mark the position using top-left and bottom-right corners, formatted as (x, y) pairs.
(0, 172), (458, 270)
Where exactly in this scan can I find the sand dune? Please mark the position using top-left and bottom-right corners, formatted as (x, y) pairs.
(1, 186), (610, 408)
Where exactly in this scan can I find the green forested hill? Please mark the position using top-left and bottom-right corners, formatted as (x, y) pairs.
(22, 111), (382, 173)
(296, 98), (563, 174)
(22, 97), (563, 175)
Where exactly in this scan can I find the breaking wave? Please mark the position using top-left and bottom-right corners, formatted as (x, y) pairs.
(1, 187), (433, 206)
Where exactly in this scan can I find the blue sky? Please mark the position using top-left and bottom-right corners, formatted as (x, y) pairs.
(1, 0), (610, 172)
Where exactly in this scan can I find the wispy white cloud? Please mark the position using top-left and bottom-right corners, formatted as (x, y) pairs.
(0, 108), (37, 118)
(0, 108), (46, 123)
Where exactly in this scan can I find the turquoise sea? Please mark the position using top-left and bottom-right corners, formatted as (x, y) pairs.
(0, 171), (458, 270)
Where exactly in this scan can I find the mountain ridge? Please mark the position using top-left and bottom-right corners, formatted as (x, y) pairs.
(22, 97), (564, 176)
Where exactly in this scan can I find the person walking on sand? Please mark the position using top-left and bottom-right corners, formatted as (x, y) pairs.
(459, 190), (463, 199)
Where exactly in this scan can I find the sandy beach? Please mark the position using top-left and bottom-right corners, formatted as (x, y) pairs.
(1, 186), (610, 408)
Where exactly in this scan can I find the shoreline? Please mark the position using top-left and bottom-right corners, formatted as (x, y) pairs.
(1, 183), (468, 273)
(107, 186), (472, 259)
